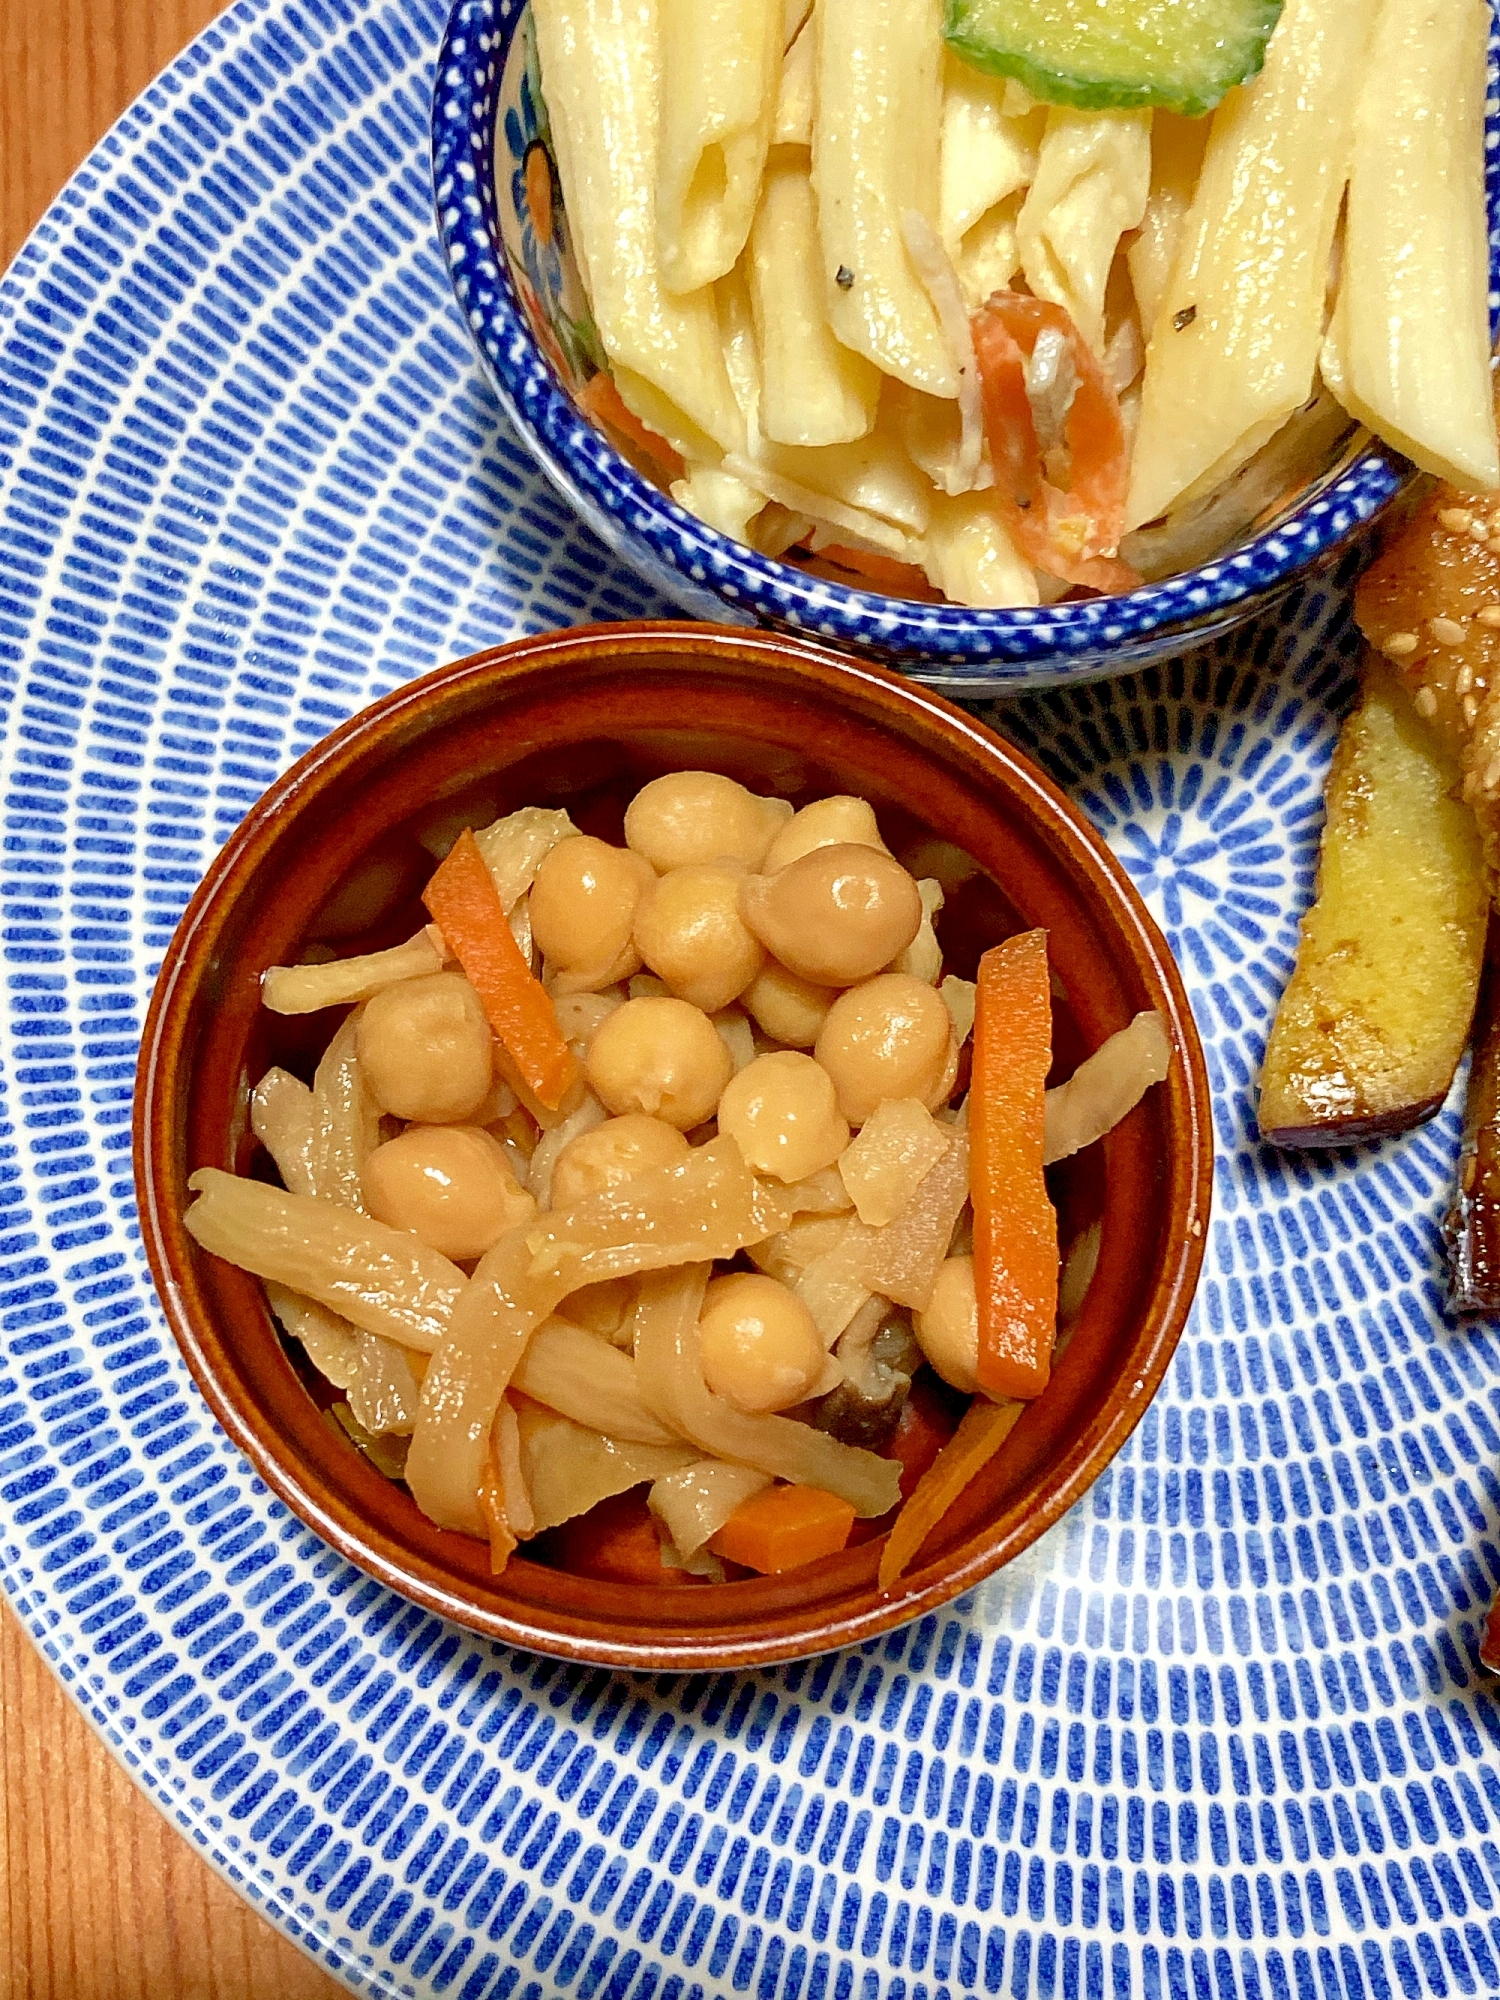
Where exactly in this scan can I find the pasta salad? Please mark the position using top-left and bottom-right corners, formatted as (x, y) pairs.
(527, 0), (1496, 610)
(183, 771), (1171, 1587)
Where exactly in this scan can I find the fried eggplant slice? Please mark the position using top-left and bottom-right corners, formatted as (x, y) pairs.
(1445, 928), (1500, 1313)
(1258, 660), (1488, 1145)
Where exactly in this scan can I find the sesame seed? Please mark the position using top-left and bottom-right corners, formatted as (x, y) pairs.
(1457, 663), (1475, 695)
(1414, 685), (1438, 717)
(1464, 771), (1479, 801)
(1480, 606), (1500, 628)
(1441, 507), (1476, 532)
(1463, 693), (1480, 727)
(1431, 616), (1468, 646)
(1384, 631), (1419, 657)
(1485, 756), (1500, 794)
(1472, 521), (1493, 543)
(1487, 535), (1500, 556)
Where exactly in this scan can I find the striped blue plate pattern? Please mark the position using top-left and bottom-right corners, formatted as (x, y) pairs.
(2, 3), (1500, 1997)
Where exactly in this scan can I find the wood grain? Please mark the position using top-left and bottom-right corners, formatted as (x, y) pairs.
(0, 2), (349, 1994)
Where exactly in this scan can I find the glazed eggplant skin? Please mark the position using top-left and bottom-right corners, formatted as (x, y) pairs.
(1258, 660), (1489, 1147)
(1446, 935), (1500, 1314)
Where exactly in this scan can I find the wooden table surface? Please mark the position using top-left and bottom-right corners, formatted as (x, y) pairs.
(0, 3), (355, 1995)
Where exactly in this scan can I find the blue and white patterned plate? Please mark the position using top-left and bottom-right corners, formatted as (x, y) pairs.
(2, 5), (1499, 1998)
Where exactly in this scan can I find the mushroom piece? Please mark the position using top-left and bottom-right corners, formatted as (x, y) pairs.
(811, 1297), (923, 1450)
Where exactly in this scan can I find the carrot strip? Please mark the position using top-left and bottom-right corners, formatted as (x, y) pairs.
(877, 1394), (1025, 1592)
(578, 371), (686, 481)
(552, 1490), (701, 1585)
(971, 294), (1140, 594)
(815, 542), (941, 600)
(972, 930), (1059, 1401)
(710, 1483), (856, 1574)
(476, 1453), (517, 1578)
(422, 828), (579, 1112)
(888, 1375), (960, 1500)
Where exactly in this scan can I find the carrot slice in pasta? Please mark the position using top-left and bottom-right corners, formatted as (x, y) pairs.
(971, 930), (1058, 1402)
(578, 371), (686, 481)
(422, 827), (579, 1112)
(814, 542), (942, 600)
(971, 294), (1140, 593)
(710, 1483), (856, 1573)
(877, 1394), (1025, 1591)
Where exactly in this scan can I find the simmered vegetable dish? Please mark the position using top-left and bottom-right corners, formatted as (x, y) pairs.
(185, 772), (1171, 1588)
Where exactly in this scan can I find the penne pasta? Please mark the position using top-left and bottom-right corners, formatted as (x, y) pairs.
(773, 17), (815, 150)
(812, 0), (957, 397)
(1126, 113), (1209, 341)
(723, 453), (916, 558)
(938, 54), (1044, 310)
(717, 264), (764, 450)
(921, 491), (1039, 609)
(757, 393), (936, 534)
(534, 0), (745, 458)
(1125, 0), (1381, 531)
(670, 467), (766, 540)
(657, 0), (782, 294)
(1016, 108), (1152, 359)
(749, 155), (882, 448)
(1321, 0), (1499, 490)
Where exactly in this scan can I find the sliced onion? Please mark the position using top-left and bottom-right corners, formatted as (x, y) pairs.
(1043, 1011), (1172, 1165)
(1025, 323), (1078, 456)
(1104, 315), (1144, 396)
(723, 452), (913, 558)
(900, 210), (984, 496)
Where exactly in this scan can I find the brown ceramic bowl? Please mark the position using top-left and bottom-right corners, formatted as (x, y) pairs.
(135, 622), (1212, 1670)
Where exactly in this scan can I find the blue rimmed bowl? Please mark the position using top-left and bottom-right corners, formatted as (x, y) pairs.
(430, 0), (1494, 691)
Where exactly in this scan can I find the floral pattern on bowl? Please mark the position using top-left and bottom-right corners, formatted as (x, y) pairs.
(493, 12), (604, 394)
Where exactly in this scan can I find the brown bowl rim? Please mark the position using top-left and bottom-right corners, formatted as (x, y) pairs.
(134, 621), (1213, 1668)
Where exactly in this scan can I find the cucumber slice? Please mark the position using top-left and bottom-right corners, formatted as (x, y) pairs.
(943, 0), (1284, 117)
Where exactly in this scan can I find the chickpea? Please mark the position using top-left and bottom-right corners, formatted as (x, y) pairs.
(530, 836), (654, 989)
(915, 1254), (979, 1394)
(762, 794), (886, 874)
(698, 1272), (826, 1413)
(741, 960), (836, 1048)
(584, 995), (733, 1129)
(356, 972), (492, 1123)
(362, 1124), (535, 1260)
(550, 1113), (690, 1207)
(717, 1051), (849, 1182)
(624, 770), (791, 873)
(814, 972), (956, 1125)
(740, 844), (922, 987)
(632, 863), (765, 1013)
